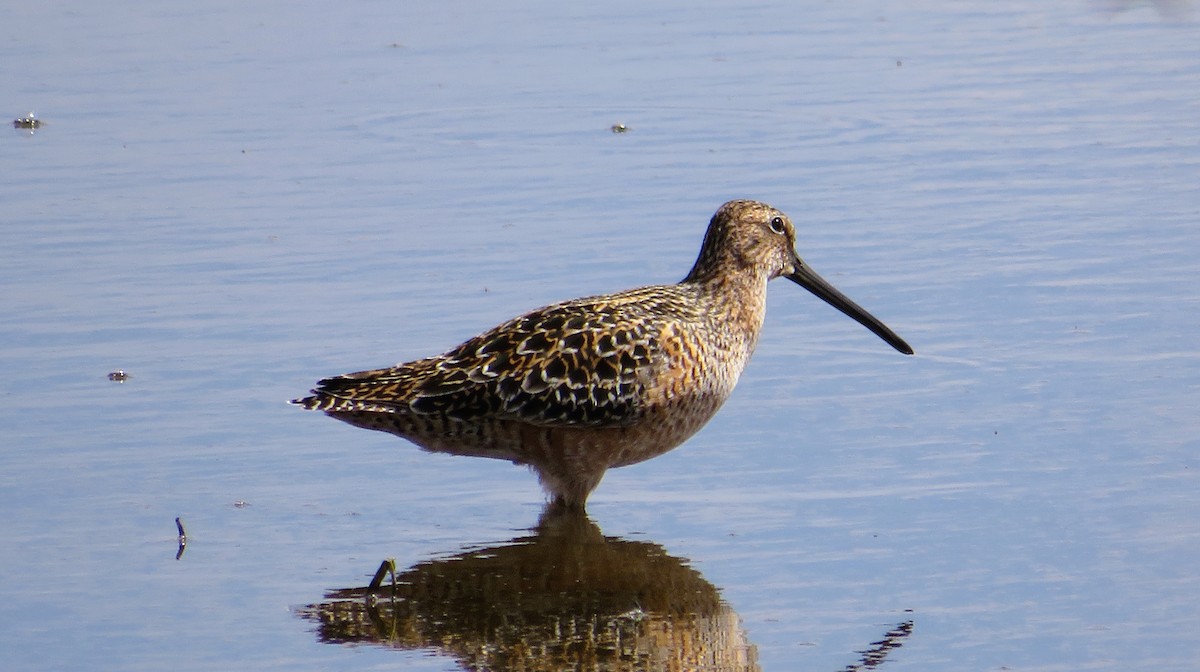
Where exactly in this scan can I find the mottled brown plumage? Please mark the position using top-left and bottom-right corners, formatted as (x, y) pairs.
(293, 200), (913, 508)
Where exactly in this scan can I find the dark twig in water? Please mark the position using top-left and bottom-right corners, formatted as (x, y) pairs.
(368, 558), (398, 596)
(175, 517), (188, 560)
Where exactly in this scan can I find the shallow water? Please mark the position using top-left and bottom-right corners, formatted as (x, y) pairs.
(3, 1), (1199, 670)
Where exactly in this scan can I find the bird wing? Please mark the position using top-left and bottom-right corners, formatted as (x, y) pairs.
(297, 295), (668, 428)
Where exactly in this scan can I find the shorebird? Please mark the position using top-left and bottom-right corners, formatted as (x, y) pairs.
(293, 200), (912, 509)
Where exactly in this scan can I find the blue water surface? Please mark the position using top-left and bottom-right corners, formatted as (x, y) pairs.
(2, 1), (1198, 670)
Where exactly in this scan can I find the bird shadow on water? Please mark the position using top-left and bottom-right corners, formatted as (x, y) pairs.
(295, 505), (913, 672)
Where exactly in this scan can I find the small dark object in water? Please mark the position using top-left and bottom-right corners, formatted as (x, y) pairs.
(610, 123), (628, 133)
(108, 370), (129, 382)
(175, 517), (188, 560)
(13, 115), (42, 129)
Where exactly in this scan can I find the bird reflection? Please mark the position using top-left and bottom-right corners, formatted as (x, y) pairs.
(297, 506), (914, 671)
(298, 505), (759, 671)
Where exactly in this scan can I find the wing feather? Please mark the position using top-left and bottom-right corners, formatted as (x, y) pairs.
(293, 289), (687, 428)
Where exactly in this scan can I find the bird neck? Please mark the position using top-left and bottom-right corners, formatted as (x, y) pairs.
(682, 264), (771, 349)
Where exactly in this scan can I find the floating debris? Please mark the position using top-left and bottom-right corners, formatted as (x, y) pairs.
(13, 113), (43, 134)
(13, 114), (43, 129)
(610, 123), (628, 133)
(107, 370), (130, 382)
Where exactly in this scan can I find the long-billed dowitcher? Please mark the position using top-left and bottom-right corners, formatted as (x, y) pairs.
(293, 200), (912, 508)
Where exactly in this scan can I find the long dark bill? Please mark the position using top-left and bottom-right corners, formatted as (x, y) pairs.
(786, 256), (914, 355)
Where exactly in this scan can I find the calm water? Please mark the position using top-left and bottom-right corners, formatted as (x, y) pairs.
(3, 1), (1198, 670)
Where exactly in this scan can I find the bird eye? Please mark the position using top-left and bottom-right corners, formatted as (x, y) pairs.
(768, 216), (786, 234)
